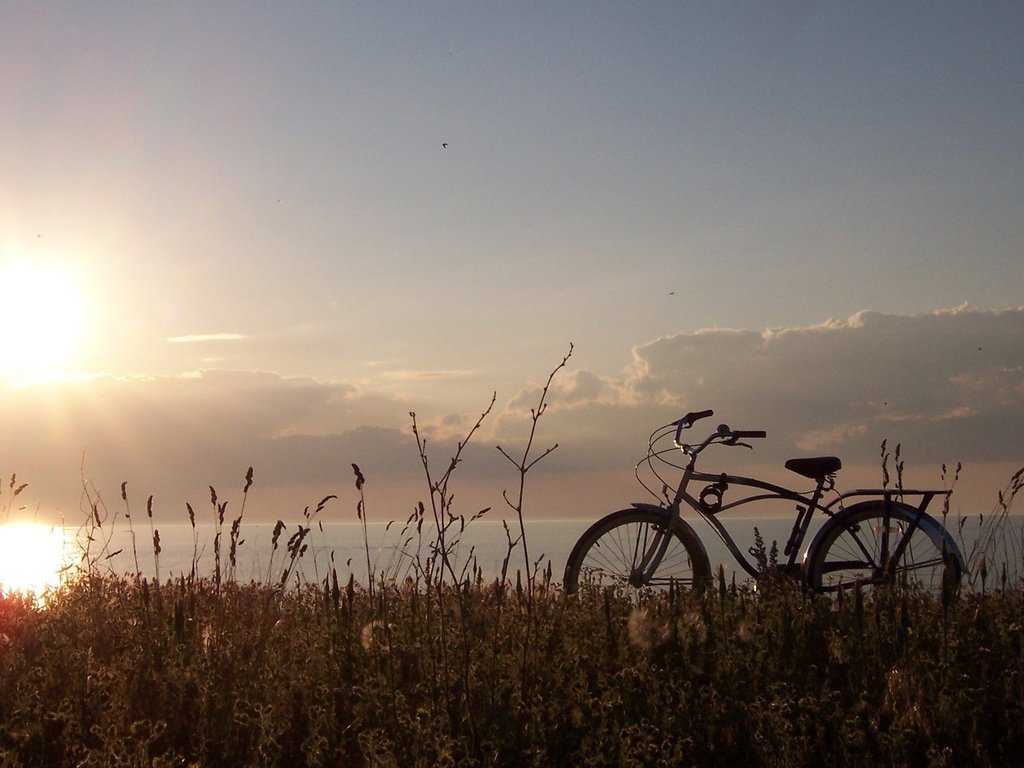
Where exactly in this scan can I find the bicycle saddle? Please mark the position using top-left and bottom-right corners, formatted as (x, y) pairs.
(784, 457), (841, 480)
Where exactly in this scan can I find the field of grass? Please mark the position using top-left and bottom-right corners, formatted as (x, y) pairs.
(1, 460), (1022, 767)
(1, 566), (1023, 767)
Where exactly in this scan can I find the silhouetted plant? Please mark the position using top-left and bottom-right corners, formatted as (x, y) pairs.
(410, 393), (495, 588)
(497, 342), (573, 594)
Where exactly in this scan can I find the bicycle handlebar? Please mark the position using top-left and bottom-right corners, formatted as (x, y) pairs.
(673, 410), (767, 453)
(674, 409), (714, 444)
(723, 429), (767, 440)
(679, 409), (714, 429)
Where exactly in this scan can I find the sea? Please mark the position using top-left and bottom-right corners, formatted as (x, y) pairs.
(57, 512), (1022, 590)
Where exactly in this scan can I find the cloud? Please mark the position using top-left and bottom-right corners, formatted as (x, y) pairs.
(659, 307), (1024, 460)
(167, 333), (247, 343)
(505, 370), (619, 414)
(0, 371), (424, 512)
(499, 306), (1024, 471)
(381, 369), (476, 382)
(4, 306), (1021, 522)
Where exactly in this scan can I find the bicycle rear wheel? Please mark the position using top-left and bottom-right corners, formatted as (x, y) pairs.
(563, 509), (710, 594)
(805, 501), (962, 593)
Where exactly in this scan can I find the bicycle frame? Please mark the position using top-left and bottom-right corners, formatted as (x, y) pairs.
(655, 441), (953, 582)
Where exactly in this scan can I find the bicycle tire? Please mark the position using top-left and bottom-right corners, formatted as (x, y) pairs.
(563, 508), (711, 594)
(805, 501), (962, 593)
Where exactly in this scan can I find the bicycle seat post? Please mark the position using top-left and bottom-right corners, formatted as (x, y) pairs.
(783, 474), (830, 564)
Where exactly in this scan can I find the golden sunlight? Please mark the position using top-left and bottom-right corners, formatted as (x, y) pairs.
(0, 523), (69, 597)
(0, 260), (87, 379)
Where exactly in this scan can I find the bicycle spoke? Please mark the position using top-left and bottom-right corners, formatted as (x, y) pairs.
(894, 556), (945, 573)
(809, 502), (961, 593)
(568, 512), (706, 593)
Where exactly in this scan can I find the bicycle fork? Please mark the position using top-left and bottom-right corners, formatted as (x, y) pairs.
(633, 462), (696, 585)
(631, 503), (682, 586)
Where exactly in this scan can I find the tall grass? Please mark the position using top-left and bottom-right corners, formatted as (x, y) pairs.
(961, 465), (1024, 591)
(2, 567), (1024, 766)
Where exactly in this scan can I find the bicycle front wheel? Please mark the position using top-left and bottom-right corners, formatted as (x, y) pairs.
(805, 501), (962, 593)
(563, 509), (710, 594)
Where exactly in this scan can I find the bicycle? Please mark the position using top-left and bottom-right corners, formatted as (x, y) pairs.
(563, 409), (965, 595)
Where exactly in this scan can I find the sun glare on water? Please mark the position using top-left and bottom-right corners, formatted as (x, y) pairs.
(0, 523), (69, 598)
(0, 259), (88, 381)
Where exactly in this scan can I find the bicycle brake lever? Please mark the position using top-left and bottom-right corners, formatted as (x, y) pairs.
(722, 435), (753, 449)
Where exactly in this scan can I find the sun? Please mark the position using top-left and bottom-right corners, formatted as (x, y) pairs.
(0, 260), (87, 380)
(0, 523), (69, 598)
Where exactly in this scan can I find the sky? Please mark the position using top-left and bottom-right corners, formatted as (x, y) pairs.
(1, 3), (1022, 528)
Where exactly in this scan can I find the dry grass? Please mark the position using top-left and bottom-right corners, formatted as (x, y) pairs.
(1, 571), (1023, 766)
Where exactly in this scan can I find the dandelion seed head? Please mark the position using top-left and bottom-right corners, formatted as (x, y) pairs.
(736, 621), (755, 645)
(628, 608), (669, 651)
(360, 620), (392, 651)
(679, 610), (707, 643)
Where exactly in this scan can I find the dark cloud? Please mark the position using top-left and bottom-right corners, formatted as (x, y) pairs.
(0, 371), (416, 513)
(513, 306), (1024, 470)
